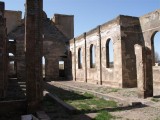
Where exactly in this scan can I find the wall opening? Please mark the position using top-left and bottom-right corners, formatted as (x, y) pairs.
(9, 53), (14, 56)
(8, 53), (16, 78)
(152, 32), (160, 66)
(90, 44), (95, 68)
(9, 39), (15, 42)
(9, 61), (16, 77)
(42, 56), (45, 79)
(78, 48), (82, 69)
(59, 60), (65, 77)
(106, 39), (114, 68)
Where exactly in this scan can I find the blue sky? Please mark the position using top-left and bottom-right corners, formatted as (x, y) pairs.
(1, 0), (159, 36)
(1, 0), (160, 59)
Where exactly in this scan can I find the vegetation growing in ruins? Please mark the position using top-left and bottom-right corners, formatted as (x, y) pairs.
(94, 111), (114, 120)
(66, 92), (117, 112)
(45, 82), (118, 112)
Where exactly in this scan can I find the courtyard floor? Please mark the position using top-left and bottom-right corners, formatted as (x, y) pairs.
(44, 80), (160, 120)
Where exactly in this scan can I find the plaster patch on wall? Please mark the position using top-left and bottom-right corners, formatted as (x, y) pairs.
(142, 11), (160, 24)
(107, 68), (113, 73)
(86, 34), (99, 43)
(75, 39), (85, 47)
(101, 25), (120, 38)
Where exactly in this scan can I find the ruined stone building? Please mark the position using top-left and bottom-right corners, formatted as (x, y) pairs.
(70, 9), (160, 98)
(0, 0), (74, 112)
(0, 0), (160, 115)
(6, 10), (74, 81)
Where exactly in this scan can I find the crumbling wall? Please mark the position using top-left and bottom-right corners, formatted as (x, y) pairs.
(120, 15), (143, 88)
(69, 39), (75, 81)
(8, 24), (25, 80)
(74, 34), (86, 82)
(139, 9), (160, 95)
(4, 10), (22, 34)
(100, 17), (122, 87)
(71, 16), (124, 88)
(52, 14), (74, 39)
(7, 12), (69, 81)
(43, 16), (68, 81)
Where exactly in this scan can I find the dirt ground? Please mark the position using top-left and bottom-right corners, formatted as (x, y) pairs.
(44, 81), (160, 120)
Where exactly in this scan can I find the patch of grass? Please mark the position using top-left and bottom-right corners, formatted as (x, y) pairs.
(83, 92), (94, 98)
(155, 117), (160, 120)
(151, 98), (160, 102)
(94, 111), (114, 120)
(109, 88), (120, 93)
(45, 83), (118, 113)
(66, 92), (117, 112)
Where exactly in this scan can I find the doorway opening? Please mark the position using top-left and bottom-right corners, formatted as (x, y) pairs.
(59, 60), (65, 77)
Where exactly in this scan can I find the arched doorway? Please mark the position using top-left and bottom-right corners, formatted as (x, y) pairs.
(151, 31), (160, 96)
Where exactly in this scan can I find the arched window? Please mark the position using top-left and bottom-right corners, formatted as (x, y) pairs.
(90, 44), (95, 68)
(78, 48), (82, 69)
(152, 32), (160, 66)
(106, 39), (114, 68)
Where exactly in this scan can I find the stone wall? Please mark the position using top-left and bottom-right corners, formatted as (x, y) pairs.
(0, 2), (8, 98)
(139, 9), (160, 97)
(7, 11), (69, 81)
(153, 67), (160, 92)
(120, 15), (143, 88)
(4, 10), (22, 34)
(25, 0), (43, 111)
(70, 9), (160, 90)
(70, 16), (125, 88)
(52, 14), (74, 39)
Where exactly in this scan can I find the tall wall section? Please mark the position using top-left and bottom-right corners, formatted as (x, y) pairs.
(0, 2), (8, 98)
(120, 15), (144, 88)
(140, 9), (160, 92)
(25, 0), (43, 111)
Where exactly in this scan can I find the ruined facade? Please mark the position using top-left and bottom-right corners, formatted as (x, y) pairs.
(70, 9), (160, 98)
(5, 10), (74, 82)
(0, 0), (159, 105)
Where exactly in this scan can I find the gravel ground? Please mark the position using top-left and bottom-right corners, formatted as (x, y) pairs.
(46, 81), (160, 120)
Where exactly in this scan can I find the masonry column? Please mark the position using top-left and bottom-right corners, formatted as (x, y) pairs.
(0, 2), (8, 99)
(135, 44), (153, 98)
(25, 0), (43, 111)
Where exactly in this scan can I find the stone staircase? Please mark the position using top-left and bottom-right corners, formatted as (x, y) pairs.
(5, 78), (26, 100)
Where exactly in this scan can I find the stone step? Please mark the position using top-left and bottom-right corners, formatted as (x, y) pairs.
(5, 79), (27, 100)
